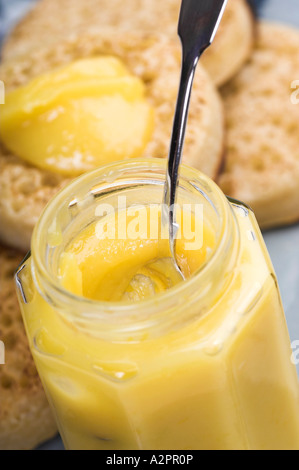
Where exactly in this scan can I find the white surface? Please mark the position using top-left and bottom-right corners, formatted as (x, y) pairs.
(1, 0), (298, 451)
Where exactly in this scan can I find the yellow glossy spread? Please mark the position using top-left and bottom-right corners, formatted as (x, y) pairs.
(59, 206), (214, 302)
(0, 57), (154, 175)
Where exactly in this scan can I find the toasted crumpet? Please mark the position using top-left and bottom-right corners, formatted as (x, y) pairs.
(1, 0), (254, 87)
(0, 31), (224, 251)
(0, 245), (57, 450)
(219, 22), (299, 230)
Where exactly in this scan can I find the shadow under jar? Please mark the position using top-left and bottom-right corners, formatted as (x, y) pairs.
(16, 159), (299, 450)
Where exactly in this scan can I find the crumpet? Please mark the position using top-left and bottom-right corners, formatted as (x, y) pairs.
(0, 245), (57, 450)
(1, 0), (254, 87)
(219, 22), (299, 229)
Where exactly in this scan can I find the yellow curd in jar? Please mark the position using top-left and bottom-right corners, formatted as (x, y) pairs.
(16, 162), (299, 450)
(0, 57), (154, 175)
(58, 206), (214, 302)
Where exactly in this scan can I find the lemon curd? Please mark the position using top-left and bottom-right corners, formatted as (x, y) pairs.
(0, 57), (154, 175)
(16, 161), (299, 450)
(58, 206), (215, 302)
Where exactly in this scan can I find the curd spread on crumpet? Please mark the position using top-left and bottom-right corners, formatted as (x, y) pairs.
(0, 57), (154, 175)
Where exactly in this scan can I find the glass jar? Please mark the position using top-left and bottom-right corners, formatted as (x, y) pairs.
(15, 159), (299, 450)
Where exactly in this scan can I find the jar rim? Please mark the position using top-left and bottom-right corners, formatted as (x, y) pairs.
(31, 158), (238, 330)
